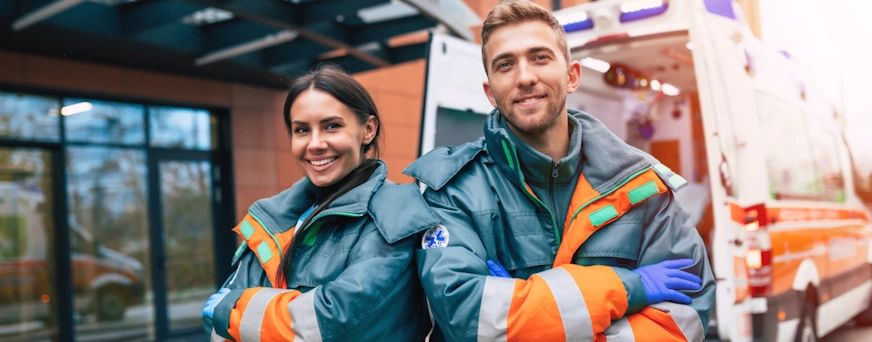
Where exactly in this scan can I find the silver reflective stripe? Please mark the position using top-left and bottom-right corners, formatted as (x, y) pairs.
(538, 268), (593, 342)
(239, 288), (291, 342)
(211, 329), (225, 342)
(650, 302), (704, 342)
(288, 287), (323, 342)
(478, 276), (515, 342)
(604, 318), (636, 342)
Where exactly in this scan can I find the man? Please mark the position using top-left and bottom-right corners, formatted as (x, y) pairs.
(404, 0), (715, 341)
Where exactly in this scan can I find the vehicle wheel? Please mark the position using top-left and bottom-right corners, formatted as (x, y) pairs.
(795, 295), (818, 342)
(96, 288), (127, 321)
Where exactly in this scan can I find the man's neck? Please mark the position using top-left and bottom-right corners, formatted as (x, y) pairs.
(508, 113), (570, 162)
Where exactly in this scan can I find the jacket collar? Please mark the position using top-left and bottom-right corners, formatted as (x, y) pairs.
(484, 108), (653, 194)
(249, 160), (388, 234)
(495, 114), (582, 187)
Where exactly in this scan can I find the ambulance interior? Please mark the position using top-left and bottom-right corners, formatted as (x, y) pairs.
(568, 32), (715, 246)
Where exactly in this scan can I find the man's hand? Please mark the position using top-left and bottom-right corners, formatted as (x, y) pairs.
(487, 260), (511, 278)
(632, 259), (702, 305)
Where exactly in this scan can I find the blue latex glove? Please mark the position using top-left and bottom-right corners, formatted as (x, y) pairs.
(487, 260), (511, 278)
(202, 288), (231, 332)
(632, 259), (702, 305)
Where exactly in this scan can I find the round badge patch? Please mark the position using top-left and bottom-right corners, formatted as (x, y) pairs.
(422, 224), (449, 249)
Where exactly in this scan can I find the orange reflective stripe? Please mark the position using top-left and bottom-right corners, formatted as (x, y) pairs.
(565, 265), (627, 337)
(625, 307), (693, 342)
(227, 288), (302, 342)
(227, 287), (259, 341)
(500, 265), (627, 341)
(554, 169), (668, 267)
(506, 276), (565, 341)
(231, 214), (294, 288)
(259, 290), (302, 341)
(563, 173), (598, 233)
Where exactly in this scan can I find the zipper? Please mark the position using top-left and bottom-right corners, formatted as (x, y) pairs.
(502, 138), (562, 246)
(549, 161), (559, 237)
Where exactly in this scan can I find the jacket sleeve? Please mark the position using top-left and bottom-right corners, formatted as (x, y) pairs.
(210, 223), (419, 342)
(604, 191), (716, 342)
(418, 189), (638, 342)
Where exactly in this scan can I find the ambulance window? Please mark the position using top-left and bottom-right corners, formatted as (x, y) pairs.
(434, 107), (488, 148)
(806, 119), (846, 202)
(756, 94), (823, 201)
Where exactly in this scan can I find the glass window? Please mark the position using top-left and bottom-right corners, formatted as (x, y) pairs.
(756, 93), (824, 200)
(0, 147), (58, 341)
(63, 99), (145, 145)
(0, 92), (60, 141)
(807, 117), (846, 202)
(435, 107), (488, 148)
(159, 160), (215, 332)
(66, 147), (152, 333)
(149, 106), (216, 150)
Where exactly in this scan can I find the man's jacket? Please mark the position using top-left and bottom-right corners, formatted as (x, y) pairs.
(404, 109), (716, 342)
(208, 161), (439, 341)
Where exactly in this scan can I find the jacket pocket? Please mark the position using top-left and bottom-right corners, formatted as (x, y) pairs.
(573, 216), (643, 269)
(476, 210), (555, 272)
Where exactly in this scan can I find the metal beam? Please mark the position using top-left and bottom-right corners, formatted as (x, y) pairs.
(397, 0), (474, 42)
(182, 0), (390, 67)
(12, 0), (85, 31)
(196, 29), (298, 66)
(349, 14), (435, 46)
(121, 0), (202, 36)
(299, 0), (388, 26)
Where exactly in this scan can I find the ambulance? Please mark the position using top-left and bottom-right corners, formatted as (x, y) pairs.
(0, 170), (145, 326)
(417, 0), (872, 341)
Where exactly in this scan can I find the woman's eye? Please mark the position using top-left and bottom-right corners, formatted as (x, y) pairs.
(293, 127), (308, 134)
(325, 123), (341, 130)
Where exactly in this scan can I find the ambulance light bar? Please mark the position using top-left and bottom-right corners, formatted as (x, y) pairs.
(557, 10), (593, 33)
(619, 0), (669, 23)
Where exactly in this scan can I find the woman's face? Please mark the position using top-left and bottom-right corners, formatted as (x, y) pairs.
(289, 89), (377, 187)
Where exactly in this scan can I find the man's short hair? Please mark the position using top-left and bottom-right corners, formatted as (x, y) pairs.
(480, 0), (570, 74)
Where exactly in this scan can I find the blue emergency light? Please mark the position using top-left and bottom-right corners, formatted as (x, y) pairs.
(559, 11), (594, 33)
(619, 0), (669, 22)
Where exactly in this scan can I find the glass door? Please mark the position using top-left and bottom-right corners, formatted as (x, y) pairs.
(0, 147), (61, 342)
(148, 147), (226, 339)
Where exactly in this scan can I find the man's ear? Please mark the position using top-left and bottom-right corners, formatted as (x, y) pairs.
(566, 59), (582, 94)
(483, 81), (498, 108)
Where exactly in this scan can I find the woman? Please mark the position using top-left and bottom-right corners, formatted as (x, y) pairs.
(202, 64), (439, 342)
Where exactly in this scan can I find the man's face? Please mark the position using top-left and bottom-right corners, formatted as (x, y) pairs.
(483, 20), (580, 136)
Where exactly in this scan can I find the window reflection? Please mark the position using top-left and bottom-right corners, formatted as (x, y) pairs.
(149, 107), (215, 150)
(63, 99), (145, 145)
(66, 147), (152, 338)
(159, 160), (215, 332)
(0, 148), (57, 342)
(757, 93), (823, 200)
(0, 92), (59, 142)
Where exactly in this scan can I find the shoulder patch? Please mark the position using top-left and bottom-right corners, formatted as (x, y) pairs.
(369, 183), (441, 244)
(403, 139), (486, 191)
(421, 224), (449, 249)
(651, 163), (688, 192)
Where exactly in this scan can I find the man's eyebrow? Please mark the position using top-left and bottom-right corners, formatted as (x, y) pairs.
(490, 52), (515, 70)
(527, 46), (556, 56)
(490, 46), (557, 69)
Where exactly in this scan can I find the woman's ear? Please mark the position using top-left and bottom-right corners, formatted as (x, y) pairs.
(363, 115), (378, 145)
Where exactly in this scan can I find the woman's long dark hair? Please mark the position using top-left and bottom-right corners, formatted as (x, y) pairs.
(276, 64), (382, 286)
